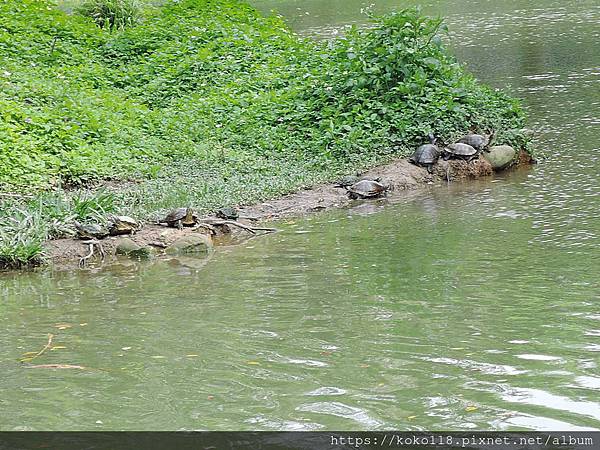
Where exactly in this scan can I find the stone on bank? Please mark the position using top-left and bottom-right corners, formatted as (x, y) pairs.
(166, 234), (213, 256)
(483, 145), (517, 170)
(115, 238), (153, 259)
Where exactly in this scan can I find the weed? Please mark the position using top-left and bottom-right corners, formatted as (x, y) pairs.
(76, 0), (142, 30)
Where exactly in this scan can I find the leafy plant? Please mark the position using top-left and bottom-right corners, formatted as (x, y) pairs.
(0, 208), (46, 269)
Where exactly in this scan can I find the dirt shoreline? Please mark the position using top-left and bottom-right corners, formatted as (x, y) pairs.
(45, 154), (530, 269)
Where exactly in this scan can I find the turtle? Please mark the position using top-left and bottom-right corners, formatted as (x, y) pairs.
(457, 130), (495, 151)
(216, 207), (239, 220)
(442, 143), (479, 161)
(334, 175), (381, 188)
(73, 221), (109, 240)
(409, 133), (440, 173)
(346, 180), (388, 200)
(108, 215), (140, 236)
(161, 207), (198, 228)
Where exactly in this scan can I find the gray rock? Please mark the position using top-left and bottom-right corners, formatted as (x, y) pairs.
(166, 234), (212, 256)
(115, 238), (152, 259)
(483, 145), (516, 170)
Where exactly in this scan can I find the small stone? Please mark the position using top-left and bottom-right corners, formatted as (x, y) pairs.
(483, 145), (516, 170)
(166, 234), (212, 256)
(115, 238), (152, 259)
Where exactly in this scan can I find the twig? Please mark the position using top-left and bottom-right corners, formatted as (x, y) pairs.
(192, 223), (217, 235)
(50, 36), (58, 56)
(25, 364), (86, 370)
(238, 215), (259, 222)
(79, 240), (105, 268)
(419, 19), (444, 52)
(0, 193), (34, 199)
(20, 334), (54, 362)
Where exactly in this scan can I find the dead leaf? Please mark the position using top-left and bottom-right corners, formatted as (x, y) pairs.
(50, 346), (67, 350)
(55, 324), (72, 330)
(465, 406), (478, 412)
(407, 415), (417, 420)
(247, 361), (261, 365)
(80, 323), (88, 327)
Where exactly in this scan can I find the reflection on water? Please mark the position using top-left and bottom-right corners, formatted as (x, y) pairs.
(1, 0), (599, 431)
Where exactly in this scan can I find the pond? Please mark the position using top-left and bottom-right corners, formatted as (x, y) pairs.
(1, 0), (599, 431)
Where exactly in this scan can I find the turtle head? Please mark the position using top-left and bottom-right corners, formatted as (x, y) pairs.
(487, 129), (496, 146)
(427, 133), (436, 144)
(185, 207), (196, 222)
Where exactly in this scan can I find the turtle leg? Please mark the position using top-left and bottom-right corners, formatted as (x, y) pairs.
(177, 219), (183, 230)
(427, 164), (434, 174)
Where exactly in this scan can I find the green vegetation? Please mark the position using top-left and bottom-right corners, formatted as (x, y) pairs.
(0, 0), (527, 268)
(75, 0), (142, 30)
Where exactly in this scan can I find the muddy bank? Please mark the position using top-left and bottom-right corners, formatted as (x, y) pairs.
(45, 153), (532, 269)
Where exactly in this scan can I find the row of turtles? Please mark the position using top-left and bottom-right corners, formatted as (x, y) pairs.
(333, 131), (495, 200)
(409, 131), (495, 173)
(74, 207), (240, 240)
(161, 206), (239, 228)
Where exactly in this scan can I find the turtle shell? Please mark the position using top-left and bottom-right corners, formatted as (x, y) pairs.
(410, 144), (439, 165)
(347, 180), (387, 199)
(108, 215), (139, 235)
(74, 222), (109, 240)
(163, 208), (197, 226)
(446, 143), (478, 156)
(216, 207), (239, 220)
(458, 134), (487, 150)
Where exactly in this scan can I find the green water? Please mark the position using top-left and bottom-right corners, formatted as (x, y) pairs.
(1, 0), (599, 431)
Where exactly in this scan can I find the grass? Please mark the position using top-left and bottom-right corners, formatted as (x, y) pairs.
(0, 190), (119, 268)
(0, 0), (528, 269)
(75, 0), (143, 30)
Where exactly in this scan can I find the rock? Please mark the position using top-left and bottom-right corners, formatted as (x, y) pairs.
(483, 145), (516, 170)
(166, 234), (212, 256)
(115, 238), (152, 259)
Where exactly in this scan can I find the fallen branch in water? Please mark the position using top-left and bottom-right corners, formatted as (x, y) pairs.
(20, 333), (54, 362)
(203, 220), (277, 234)
(24, 364), (86, 370)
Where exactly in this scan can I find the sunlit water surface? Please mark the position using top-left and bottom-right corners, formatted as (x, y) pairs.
(1, 0), (599, 431)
